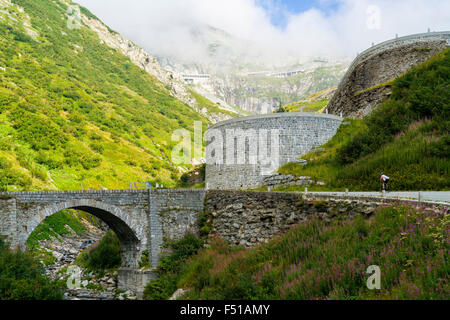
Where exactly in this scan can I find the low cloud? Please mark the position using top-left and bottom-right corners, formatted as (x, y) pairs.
(74, 0), (450, 66)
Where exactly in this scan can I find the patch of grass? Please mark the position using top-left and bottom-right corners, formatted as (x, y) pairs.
(32, 247), (58, 266)
(27, 209), (87, 249)
(354, 79), (394, 96)
(278, 98), (329, 113)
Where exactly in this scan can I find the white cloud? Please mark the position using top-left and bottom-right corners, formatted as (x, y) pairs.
(74, 0), (450, 65)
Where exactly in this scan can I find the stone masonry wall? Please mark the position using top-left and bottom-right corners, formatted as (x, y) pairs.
(206, 113), (342, 190)
(262, 174), (313, 188)
(0, 195), (18, 248)
(149, 189), (206, 267)
(205, 191), (449, 248)
(327, 32), (450, 118)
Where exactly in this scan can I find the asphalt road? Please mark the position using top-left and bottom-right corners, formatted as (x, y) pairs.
(308, 191), (450, 203)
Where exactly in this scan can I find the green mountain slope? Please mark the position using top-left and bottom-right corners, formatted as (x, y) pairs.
(0, 0), (212, 191)
(275, 87), (336, 113)
(279, 49), (449, 191)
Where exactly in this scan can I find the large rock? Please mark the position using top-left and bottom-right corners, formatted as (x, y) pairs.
(327, 32), (450, 118)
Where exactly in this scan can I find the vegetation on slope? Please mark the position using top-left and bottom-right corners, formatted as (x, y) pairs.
(144, 232), (204, 300)
(27, 209), (87, 249)
(275, 87), (336, 113)
(0, 238), (64, 299)
(178, 164), (206, 188)
(75, 230), (121, 276)
(231, 65), (347, 107)
(279, 49), (450, 191)
(188, 89), (236, 118)
(170, 205), (448, 300)
(0, 0), (212, 192)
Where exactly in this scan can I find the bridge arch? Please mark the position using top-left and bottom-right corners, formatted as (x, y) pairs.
(25, 199), (142, 268)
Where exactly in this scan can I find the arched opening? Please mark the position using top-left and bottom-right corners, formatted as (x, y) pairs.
(26, 202), (141, 270)
(21, 199), (150, 300)
(69, 205), (140, 269)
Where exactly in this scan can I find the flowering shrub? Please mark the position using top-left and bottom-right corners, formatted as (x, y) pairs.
(177, 205), (449, 300)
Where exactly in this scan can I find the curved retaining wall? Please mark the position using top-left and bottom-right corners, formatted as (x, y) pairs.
(205, 113), (342, 190)
(327, 31), (450, 118)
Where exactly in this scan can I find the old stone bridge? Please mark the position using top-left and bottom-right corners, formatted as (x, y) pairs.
(0, 189), (448, 296)
(0, 189), (206, 295)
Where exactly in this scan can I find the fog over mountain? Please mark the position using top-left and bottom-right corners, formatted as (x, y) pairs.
(74, 0), (450, 113)
(75, 0), (450, 68)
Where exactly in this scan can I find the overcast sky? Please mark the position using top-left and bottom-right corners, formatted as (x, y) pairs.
(74, 0), (450, 62)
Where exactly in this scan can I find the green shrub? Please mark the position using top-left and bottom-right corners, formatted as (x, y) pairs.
(89, 142), (104, 154)
(36, 151), (64, 169)
(9, 108), (68, 151)
(64, 149), (101, 170)
(77, 230), (121, 275)
(0, 238), (64, 300)
(0, 156), (32, 191)
(144, 233), (203, 300)
(139, 250), (150, 269)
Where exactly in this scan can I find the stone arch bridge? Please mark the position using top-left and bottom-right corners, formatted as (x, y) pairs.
(0, 189), (206, 295)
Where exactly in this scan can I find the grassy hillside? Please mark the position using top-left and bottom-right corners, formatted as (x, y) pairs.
(279, 49), (449, 191)
(145, 204), (448, 300)
(275, 87), (336, 113)
(188, 89), (236, 118)
(27, 209), (87, 249)
(0, 0), (215, 191)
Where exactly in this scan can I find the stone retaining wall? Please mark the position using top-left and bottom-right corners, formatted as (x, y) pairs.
(206, 113), (342, 190)
(262, 174), (313, 188)
(205, 190), (449, 247)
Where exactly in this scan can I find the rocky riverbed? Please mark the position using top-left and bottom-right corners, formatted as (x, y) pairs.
(36, 219), (137, 300)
